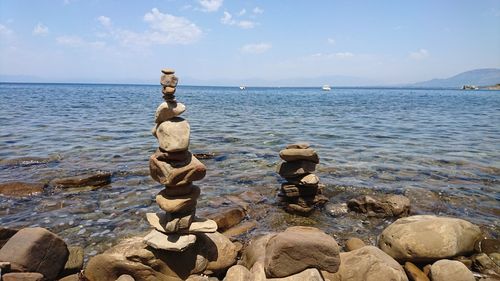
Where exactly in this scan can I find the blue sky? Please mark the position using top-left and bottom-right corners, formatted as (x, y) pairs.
(0, 0), (499, 86)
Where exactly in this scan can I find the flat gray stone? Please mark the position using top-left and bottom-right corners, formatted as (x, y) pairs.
(143, 229), (196, 252)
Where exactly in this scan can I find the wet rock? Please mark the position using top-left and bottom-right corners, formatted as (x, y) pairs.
(155, 117), (190, 152)
(325, 202), (348, 217)
(472, 253), (500, 276)
(264, 226), (340, 278)
(0, 228), (18, 248)
(285, 203), (314, 215)
(347, 194), (410, 217)
(403, 187), (444, 214)
(279, 148), (319, 163)
(0, 227), (69, 280)
(0, 156), (56, 167)
(430, 259), (475, 281)
(155, 101), (186, 124)
(286, 173), (320, 187)
(149, 153), (206, 186)
(326, 246), (408, 281)
(268, 268), (323, 280)
(206, 207), (245, 232)
(193, 153), (216, 160)
(378, 215), (482, 263)
(404, 262), (430, 281)
(236, 190), (266, 204)
(50, 172), (111, 188)
(0, 182), (45, 197)
(276, 160), (316, 178)
(281, 183), (318, 197)
(61, 246), (84, 276)
(454, 256), (473, 269)
(58, 274), (80, 281)
(223, 265), (251, 281)
(345, 237), (366, 251)
(2, 272), (45, 281)
(223, 220), (257, 239)
(475, 238), (500, 255)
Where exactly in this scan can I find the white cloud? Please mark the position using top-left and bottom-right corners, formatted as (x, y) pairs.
(221, 11), (257, 29)
(241, 43), (272, 54)
(238, 9), (246, 16)
(198, 0), (223, 12)
(97, 16), (112, 27)
(253, 7), (264, 14)
(33, 23), (49, 36)
(0, 24), (13, 35)
(221, 11), (233, 25)
(56, 35), (105, 48)
(409, 48), (429, 60)
(335, 52), (354, 58)
(327, 38), (335, 45)
(143, 8), (202, 44)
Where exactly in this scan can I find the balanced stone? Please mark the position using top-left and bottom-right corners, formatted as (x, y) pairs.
(378, 215), (482, 263)
(161, 183), (194, 196)
(156, 185), (200, 213)
(155, 101), (186, 123)
(276, 160), (316, 178)
(286, 173), (319, 186)
(143, 229), (196, 252)
(286, 143), (310, 149)
(160, 74), (179, 88)
(162, 86), (176, 95)
(153, 149), (191, 163)
(147, 213), (217, 234)
(281, 183), (318, 198)
(161, 68), (175, 74)
(279, 148), (319, 163)
(149, 153), (206, 186)
(156, 117), (190, 152)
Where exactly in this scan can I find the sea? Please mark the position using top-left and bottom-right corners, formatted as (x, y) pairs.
(0, 83), (499, 256)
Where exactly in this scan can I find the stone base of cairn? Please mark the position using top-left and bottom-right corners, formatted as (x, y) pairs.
(146, 68), (217, 251)
(277, 143), (328, 215)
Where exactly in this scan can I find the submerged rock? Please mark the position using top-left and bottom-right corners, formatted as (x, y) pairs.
(0, 182), (45, 197)
(378, 215), (482, 263)
(347, 194), (410, 217)
(50, 171), (111, 188)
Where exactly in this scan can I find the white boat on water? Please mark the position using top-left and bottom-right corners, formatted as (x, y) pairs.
(322, 85), (331, 91)
(239, 86), (246, 90)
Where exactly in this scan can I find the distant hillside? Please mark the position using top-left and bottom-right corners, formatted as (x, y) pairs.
(411, 68), (500, 88)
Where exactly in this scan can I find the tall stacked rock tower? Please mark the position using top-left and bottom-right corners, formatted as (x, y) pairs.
(146, 68), (217, 251)
(277, 143), (327, 215)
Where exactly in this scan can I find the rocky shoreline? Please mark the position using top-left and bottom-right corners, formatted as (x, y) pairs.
(0, 69), (498, 281)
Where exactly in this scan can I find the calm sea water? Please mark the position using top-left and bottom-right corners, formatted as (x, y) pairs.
(1, 83), (499, 255)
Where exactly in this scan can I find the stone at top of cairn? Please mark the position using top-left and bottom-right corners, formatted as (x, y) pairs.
(277, 143), (328, 215)
(145, 68), (217, 252)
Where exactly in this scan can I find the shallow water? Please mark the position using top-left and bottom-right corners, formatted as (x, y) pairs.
(1, 83), (499, 256)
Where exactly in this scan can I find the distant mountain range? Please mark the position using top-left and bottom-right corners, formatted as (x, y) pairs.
(1, 68), (499, 88)
(409, 68), (500, 88)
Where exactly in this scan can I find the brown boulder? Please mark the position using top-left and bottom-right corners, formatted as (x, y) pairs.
(430, 259), (475, 281)
(345, 237), (366, 252)
(0, 227), (69, 280)
(223, 265), (252, 281)
(155, 117), (190, 152)
(0, 227), (19, 248)
(61, 246), (84, 276)
(240, 234), (275, 269)
(50, 172), (111, 188)
(264, 226), (340, 278)
(0, 182), (45, 197)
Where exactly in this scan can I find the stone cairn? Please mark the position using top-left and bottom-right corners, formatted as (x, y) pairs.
(277, 143), (327, 215)
(145, 68), (217, 251)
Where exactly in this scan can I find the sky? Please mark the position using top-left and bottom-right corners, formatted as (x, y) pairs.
(0, 0), (499, 86)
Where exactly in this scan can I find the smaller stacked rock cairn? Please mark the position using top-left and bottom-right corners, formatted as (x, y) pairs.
(276, 143), (328, 215)
(146, 68), (217, 252)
